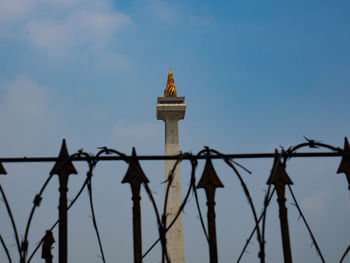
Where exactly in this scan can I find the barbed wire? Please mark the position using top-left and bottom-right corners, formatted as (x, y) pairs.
(0, 137), (349, 262)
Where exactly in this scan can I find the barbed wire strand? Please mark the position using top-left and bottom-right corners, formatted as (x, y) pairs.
(26, 176), (89, 263)
(164, 156), (196, 233)
(160, 158), (183, 263)
(191, 157), (209, 242)
(2, 139), (345, 263)
(225, 159), (263, 246)
(22, 150), (92, 262)
(260, 152), (283, 262)
(0, 234), (13, 263)
(339, 244), (350, 263)
(207, 148), (264, 262)
(236, 187), (276, 263)
(261, 184), (271, 260)
(142, 182), (167, 259)
(0, 184), (21, 258)
(25, 150), (95, 263)
(22, 173), (55, 262)
(142, 154), (196, 260)
(87, 169), (106, 263)
(287, 185), (325, 262)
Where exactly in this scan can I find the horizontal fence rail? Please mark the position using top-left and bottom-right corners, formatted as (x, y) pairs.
(0, 137), (349, 263)
(0, 152), (349, 163)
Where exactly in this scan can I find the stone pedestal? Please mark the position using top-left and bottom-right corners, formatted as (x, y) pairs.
(157, 97), (186, 263)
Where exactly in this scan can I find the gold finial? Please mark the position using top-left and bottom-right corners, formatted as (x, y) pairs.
(164, 69), (177, 97)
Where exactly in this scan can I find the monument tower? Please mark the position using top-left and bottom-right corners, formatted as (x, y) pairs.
(156, 70), (186, 263)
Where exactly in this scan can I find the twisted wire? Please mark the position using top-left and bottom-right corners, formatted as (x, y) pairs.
(22, 173), (55, 262)
(288, 185), (325, 262)
(191, 157), (209, 242)
(260, 152), (284, 262)
(340, 244), (350, 263)
(204, 148), (265, 262)
(87, 172), (106, 263)
(142, 182), (166, 259)
(236, 187), (276, 263)
(22, 150), (89, 262)
(225, 159), (264, 259)
(260, 184), (271, 260)
(81, 148), (129, 263)
(26, 176), (89, 263)
(26, 150), (94, 263)
(0, 234), (13, 263)
(0, 137), (346, 263)
(142, 154), (197, 261)
(160, 156), (182, 263)
(0, 184), (21, 259)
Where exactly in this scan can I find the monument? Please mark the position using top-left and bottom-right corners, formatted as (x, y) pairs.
(156, 70), (186, 263)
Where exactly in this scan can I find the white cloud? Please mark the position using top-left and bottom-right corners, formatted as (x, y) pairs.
(25, 9), (130, 55)
(0, 75), (60, 155)
(141, 0), (181, 25)
(0, 0), (131, 57)
(301, 189), (330, 215)
(0, 0), (36, 22)
(1, 74), (48, 119)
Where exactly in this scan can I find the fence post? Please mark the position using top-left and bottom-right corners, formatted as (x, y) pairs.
(50, 139), (77, 263)
(197, 158), (224, 263)
(267, 157), (293, 263)
(122, 148), (149, 263)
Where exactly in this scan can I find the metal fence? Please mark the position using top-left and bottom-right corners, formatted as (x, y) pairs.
(0, 137), (349, 263)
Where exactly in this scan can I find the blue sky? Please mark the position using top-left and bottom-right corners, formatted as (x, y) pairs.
(0, 0), (350, 262)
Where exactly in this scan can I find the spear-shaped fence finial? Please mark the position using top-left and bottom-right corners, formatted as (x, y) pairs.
(267, 154), (293, 263)
(337, 137), (350, 190)
(122, 147), (149, 263)
(197, 157), (224, 263)
(50, 139), (77, 263)
(0, 161), (7, 175)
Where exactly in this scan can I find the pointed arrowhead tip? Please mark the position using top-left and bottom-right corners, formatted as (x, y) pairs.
(337, 137), (350, 189)
(266, 157), (293, 185)
(345, 137), (349, 148)
(122, 148), (149, 184)
(0, 162), (7, 175)
(50, 139), (77, 175)
(197, 158), (224, 189)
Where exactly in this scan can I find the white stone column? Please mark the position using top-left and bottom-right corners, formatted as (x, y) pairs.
(157, 97), (186, 263)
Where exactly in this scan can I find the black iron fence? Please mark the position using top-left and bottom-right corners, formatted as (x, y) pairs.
(0, 137), (349, 263)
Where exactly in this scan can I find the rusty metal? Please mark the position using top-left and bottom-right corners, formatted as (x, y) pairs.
(197, 157), (224, 263)
(50, 139), (77, 263)
(122, 148), (149, 263)
(27, 177), (90, 263)
(337, 137), (350, 190)
(42, 230), (55, 263)
(267, 156), (293, 263)
(0, 151), (348, 164)
(1, 137), (350, 263)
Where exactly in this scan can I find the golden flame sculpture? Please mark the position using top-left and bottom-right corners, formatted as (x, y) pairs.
(164, 69), (177, 97)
